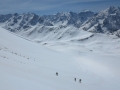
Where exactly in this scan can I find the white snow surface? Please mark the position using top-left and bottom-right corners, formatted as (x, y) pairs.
(0, 26), (120, 90)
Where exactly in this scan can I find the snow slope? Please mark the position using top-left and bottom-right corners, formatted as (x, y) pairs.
(0, 26), (120, 90)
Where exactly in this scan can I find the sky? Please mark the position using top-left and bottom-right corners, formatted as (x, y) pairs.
(0, 0), (120, 15)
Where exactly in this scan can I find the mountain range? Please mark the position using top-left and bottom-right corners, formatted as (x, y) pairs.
(0, 6), (120, 38)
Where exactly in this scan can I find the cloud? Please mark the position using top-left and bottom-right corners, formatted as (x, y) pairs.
(0, 0), (100, 11)
(0, 0), (119, 14)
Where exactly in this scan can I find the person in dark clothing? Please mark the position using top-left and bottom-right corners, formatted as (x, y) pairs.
(79, 79), (81, 83)
(74, 78), (76, 81)
(56, 72), (58, 76)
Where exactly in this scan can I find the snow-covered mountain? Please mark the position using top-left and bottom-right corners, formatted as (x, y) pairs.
(1, 6), (120, 38)
(0, 11), (94, 32)
(82, 6), (120, 37)
(2, 13), (53, 32)
(0, 11), (94, 41)
(0, 6), (120, 40)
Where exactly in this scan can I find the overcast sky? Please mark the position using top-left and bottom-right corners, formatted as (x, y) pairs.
(0, 0), (120, 15)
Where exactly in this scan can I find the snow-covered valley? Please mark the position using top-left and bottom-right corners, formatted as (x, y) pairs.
(0, 25), (120, 90)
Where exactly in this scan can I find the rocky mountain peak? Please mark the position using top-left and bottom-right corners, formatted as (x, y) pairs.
(82, 6), (120, 37)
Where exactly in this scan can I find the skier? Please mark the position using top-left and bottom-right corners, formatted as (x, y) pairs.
(74, 78), (76, 81)
(56, 72), (58, 76)
(79, 79), (81, 83)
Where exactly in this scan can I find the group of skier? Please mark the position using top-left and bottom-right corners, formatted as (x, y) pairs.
(74, 78), (81, 83)
(56, 72), (82, 83)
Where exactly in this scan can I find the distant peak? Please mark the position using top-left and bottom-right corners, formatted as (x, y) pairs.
(100, 6), (118, 15)
(109, 6), (116, 9)
(13, 13), (18, 16)
(106, 6), (116, 12)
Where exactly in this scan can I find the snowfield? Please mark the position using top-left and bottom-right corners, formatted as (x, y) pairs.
(0, 27), (120, 90)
